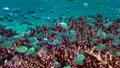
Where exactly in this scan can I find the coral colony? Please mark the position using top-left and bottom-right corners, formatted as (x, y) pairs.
(0, 14), (120, 68)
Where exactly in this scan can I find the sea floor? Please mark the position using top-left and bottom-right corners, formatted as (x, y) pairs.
(0, 14), (120, 68)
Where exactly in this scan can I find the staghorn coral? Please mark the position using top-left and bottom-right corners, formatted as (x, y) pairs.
(0, 15), (120, 68)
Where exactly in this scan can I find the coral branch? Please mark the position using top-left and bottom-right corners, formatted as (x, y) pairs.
(84, 47), (113, 68)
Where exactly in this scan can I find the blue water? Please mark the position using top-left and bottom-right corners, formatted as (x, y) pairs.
(0, 0), (119, 18)
(0, 0), (120, 34)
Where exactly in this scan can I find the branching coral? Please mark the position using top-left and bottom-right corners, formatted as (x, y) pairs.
(84, 46), (113, 68)
(0, 15), (120, 68)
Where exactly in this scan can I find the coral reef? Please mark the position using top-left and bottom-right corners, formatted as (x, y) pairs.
(0, 15), (120, 68)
